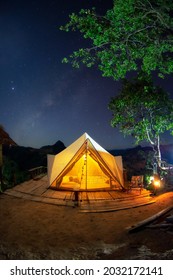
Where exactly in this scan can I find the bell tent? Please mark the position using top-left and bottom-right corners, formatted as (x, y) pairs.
(47, 133), (124, 191)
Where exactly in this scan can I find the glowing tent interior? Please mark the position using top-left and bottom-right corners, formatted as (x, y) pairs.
(47, 133), (124, 191)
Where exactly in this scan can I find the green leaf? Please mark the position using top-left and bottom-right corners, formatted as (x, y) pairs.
(60, 0), (173, 80)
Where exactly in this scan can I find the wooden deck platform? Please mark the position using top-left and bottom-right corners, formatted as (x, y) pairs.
(4, 176), (156, 212)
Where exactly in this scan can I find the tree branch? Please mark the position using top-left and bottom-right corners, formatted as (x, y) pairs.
(86, 42), (110, 52)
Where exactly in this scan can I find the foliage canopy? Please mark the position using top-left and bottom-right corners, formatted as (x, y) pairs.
(108, 75), (173, 163)
(60, 0), (173, 80)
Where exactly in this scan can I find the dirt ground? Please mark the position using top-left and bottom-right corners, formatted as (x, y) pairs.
(0, 190), (173, 260)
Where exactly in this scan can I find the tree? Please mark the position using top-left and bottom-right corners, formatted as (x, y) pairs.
(108, 75), (173, 169)
(60, 0), (173, 80)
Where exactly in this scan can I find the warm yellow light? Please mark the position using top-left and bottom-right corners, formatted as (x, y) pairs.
(154, 180), (160, 187)
(83, 154), (87, 160)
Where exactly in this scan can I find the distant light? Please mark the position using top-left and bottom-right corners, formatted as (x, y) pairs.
(149, 176), (161, 188)
(154, 180), (160, 188)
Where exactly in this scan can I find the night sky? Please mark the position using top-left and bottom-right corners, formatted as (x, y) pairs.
(1, 0), (173, 150)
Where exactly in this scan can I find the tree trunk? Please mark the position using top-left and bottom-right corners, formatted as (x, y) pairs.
(156, 135), (162, 167)
(152, 135), (162, 174)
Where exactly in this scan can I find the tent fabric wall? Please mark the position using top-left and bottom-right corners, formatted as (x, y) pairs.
(47, 132), (124, 190)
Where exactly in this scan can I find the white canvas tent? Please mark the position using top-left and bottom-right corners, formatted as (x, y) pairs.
(47, 132), (124, 191)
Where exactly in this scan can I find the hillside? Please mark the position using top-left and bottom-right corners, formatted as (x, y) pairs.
(3, 140), (66, 170)
(110, 144), (173, 180)
(110, 144), (173, 164)
(0, 126), (17, 146)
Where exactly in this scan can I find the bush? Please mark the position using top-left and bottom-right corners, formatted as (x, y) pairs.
(1, 157), (30, 191)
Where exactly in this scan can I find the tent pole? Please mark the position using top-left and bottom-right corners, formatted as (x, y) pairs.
(85, 144), (87, 190)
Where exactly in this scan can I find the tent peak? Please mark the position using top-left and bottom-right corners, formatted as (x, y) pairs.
(83, 132), (90, 139)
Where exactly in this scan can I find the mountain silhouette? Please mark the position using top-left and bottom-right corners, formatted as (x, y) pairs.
(0, 125), (17, 146)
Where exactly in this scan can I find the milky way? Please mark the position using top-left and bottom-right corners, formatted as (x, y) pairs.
(0, 0), (172, 149)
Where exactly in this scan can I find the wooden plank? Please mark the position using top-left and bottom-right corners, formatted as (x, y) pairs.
(40, 175), (48, 182)
(108, 191), (118, 200)
(9, 176), (48, 195)
(32, 180), (47, 188)
(41, 197), (74, 207)
(80, 200), (155, 213)
(40, 197), (58, 204)
(64, 191), (74, 201)
(22, 184), (40, 193)
(127, 205), (173, 233)
(97, 191), (109, 200)
(13, 192), (34, 200)
(147, 223), (173, 229)
(50, 191), (67, 199)
(14, 177), (47, 191)
(31, 185), (48, 195)
(119, 197), (152, 206)
(80, 195), (155, 209)
(87, 192), (96, 201)
(13, 181), (36, 193)
(100, 191), (112, 200)
(41, 188), (56, 197)
(80, 192), (89, 201)
(5, 180), (154, 212)
(5, 189), (24, 198)
(14, 181), (33, 191)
